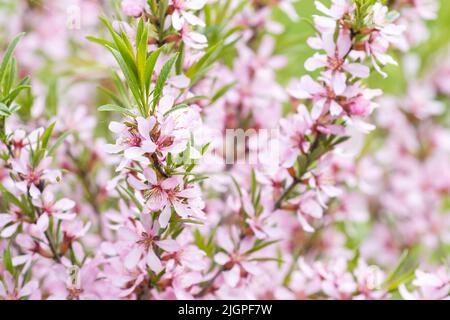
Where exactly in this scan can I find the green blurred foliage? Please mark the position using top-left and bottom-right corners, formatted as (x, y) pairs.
(273, 0), (450, 94)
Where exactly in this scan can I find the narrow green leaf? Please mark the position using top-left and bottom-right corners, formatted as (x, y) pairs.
(98, 104), (135, 117)
(0, 32), (25, 86)
(4, 84), (31, 105)
(105, 46), (143, 114)
(250, 168), (257, 204)
(97, 86), (126, 108)
(86, 36), (115, 48)
(144, 47), (162, 96)
(41, 122), (56, 151)
(163, 103), (188, 116)
(0, 102), (11, 117)
(152, 53), (179, 111)
(0, 183), (28, 213)
(244, 239), (280, 255)
(48, 131), (72, 156)
(211, 81), (236, 104)
(3, 57), (17, 95)
(136, 21), (149, 88)
(3, 246), (14, 274)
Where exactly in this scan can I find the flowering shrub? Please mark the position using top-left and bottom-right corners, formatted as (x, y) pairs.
(0, 0), (449, 300)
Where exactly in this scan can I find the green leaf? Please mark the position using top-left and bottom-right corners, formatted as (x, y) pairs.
(99, 16), (135, 63)
(229, 174), (245, 210)
(201, 142), (211, 155)
(384, 249), (418, 291)
(41, 122), (56, 151)
(152, 53), (179, 112)
(163, 103), (188, 116)
(4, 84), (31, 106)
(0, 33), (25, 87)
(250, 168), (257, 204)
(176, 43), (185, 74)
(244, 239), (280, 255)
(119, 185), (143, 211)
(112, 72), (130, 104)
(98, 104), (135, 117)
(3, 245), (14, 274)
(385, 250), (410, 284)
(3, 56), (16, 95)
(48, 131), (72, 156)
(136, 19), (149, 89)
(0, 183), (29, 215)
(135, 18), (144, 45)
(144, 47), (162, 96)
(85, 36), (115, 48)
(98, 86), (126, 108)
(105, 46), (143, 114)
(178, 95), (208, 105)
(178, 218), (204, 225)
(0, 102), (11, 117)
(45, 79), (58, 116)
(210, 81), (236, 104)
(186, 40), (222, 79)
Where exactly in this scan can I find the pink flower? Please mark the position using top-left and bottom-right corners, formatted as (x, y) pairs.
(299, 257), (357, 299)
(353, 260), (387, 299)
(291, 191), (324, 233)
(47, 259), (113, 300)
(0, 271), (39, 300)
(128, 169), (205, 228)
(305, 31), (369, 79)
(313, 0), (355, 32)
(32, 188), (76, 232)
(119, 213), (180, 273)
(180, 26), (208, 50)
(0, 209), (22, 238)
(105, 116), (157, 165)
(400, 268), (450, 300)
(10, 151), (60, 197)
(242, 194), (274, 239)
(62, 220), (92, 242)
(162, 232), (208, 272)
(213, 228), (259, 288)
(288, 74), (346, 119)
(121, 0), (148, 17)
(306, 159), (342, 206)
(102, 255), (146, 298)
(170, 0), (206, 31)
(279, 105), (313, 167)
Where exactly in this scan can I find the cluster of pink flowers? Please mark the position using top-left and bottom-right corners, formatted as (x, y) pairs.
(1, 0), (449, 300)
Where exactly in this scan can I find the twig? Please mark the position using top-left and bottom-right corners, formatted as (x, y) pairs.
(45, 231), (62, 263)
(151, 153), (168, 178)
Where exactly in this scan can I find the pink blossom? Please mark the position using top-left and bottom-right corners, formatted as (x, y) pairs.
(290, 191), (324, 233)
(127, 169), (205, 227)
(400, 268), (450, 300)
(213, 228), (259, 288)
(170, 0), (206, 31)
(313, 0), (355, 32)
(105, 117), (157, 164)
(118, 213), (180, 273)
(0, 271), (39, 300)
(121, 0), (148, 18)
(32, 188), (76, 232)
(10, 151), (60, 197)
(305, 31), (370, 79)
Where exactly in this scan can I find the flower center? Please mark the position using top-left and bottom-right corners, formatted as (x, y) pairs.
(67, 287), (84, 300)
(137, 232), (154, 251)
(328, 56), (344, 72)
(129, 135), (142, 147)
